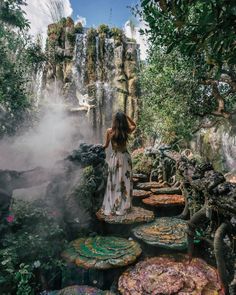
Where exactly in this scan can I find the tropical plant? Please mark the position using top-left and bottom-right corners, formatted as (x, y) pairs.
(0, 200), (67, 294)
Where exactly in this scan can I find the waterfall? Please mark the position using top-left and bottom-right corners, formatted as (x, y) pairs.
(222, 131), (236, 171)
(42, 20), (140, 133)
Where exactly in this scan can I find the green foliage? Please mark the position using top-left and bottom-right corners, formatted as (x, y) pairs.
(141, 0), (236, 68)
(0, 0), (44, 136)
(74, 22), (83, 34)
(0, 0), (30, 30)
(132, 149), (153, 175)
(0, 200), (67, 294)
(97, 24), (110, 36)
(66, 31), (76, 46)
(139, 48), (202, 143)
(86, 28), (97, 83)
(138, 0), (236, 143)
(74, 166), (99, 213)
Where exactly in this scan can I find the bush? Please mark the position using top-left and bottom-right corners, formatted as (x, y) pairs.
(132, 148), (153, 175)
(74, 22), (83, 34)
(0, 200), (67, 294)
(97, 24), (110, 36)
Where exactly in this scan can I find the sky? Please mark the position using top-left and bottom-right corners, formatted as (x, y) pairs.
(70, 0), (139, 28)
(23, 0), (148, 59)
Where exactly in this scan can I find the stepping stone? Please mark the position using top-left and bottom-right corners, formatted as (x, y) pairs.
(133, 173), (148, 181)
(151, 187), (182, 195)
(96, 207), (155, 224)
(136, 182), (168, 191)
(132, 189), (152, 198)
(48, 285), (114, 295)
(133, 217), (188, 250)
(118, 255), (224, 295)
(62, 236), (142, 269)
(143, 194), (185, 207)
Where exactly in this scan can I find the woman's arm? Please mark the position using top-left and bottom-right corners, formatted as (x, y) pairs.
(126, 115), (136, 133)
(103, 128), (112, 149)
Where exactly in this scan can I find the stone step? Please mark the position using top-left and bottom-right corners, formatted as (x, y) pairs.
(62, 236), (141, 269)
(48, 285), (114, 295)
(151, 187), (182, 195)
(132, 217), (188, 250)
(142, 194), (185, 207)
(118, 255), (223, 294)
(132, 189), (152, 199)
(135, 182), (169, 191)
(133, 173), (148, 181)
(96, 207), (155, 224)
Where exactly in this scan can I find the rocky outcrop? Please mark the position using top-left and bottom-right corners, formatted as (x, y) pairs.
(44, 143), (107, 239)
(42, 18), (140, 135)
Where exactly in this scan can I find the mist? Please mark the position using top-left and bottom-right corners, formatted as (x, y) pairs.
(0, 99), (94, 172)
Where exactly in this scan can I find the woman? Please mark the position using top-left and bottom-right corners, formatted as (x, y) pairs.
(102, 111), (136, 216)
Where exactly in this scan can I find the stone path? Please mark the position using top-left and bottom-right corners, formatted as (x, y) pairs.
(59, 174), (224, 294)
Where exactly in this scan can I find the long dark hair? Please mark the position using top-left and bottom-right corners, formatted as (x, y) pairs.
(111, 111), (129, 145)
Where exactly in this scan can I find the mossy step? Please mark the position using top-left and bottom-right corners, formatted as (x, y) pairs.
(142, 194), (185, 207)
(118, 255), (224, 295)
(62, 236), (142, 269)
(136, 182), (169, 191)
(133, 189), (152, 198)
(132, 217), (188, 250)
(96, 206), (154, 224)
(49, 285), (114, 295)
(151, 187), (182, 195)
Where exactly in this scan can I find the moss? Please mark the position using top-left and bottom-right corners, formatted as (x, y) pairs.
(74, 22), (83, 34)
(86, 28), (97, 83)
(110, 27), (123, 46)
(66, 17), (74, 28)
(132, 149), (153, 175)
(66, 31), (76, 46)
(97, 24), (110, 36)
(110, 27), (123, 39)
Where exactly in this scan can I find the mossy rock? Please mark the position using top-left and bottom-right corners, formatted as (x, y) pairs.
(133, 217), (188, 250)
(132, 148), (153, 175)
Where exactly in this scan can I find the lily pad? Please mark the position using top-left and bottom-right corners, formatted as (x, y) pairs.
(133, 217), (188, 250)
(62, 236), (142, 269)
(118, 255), (225, 295)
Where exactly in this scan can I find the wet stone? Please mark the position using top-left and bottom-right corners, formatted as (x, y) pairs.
(151, 187), (182, 195)
(143, 194), (185, 207)
(62, 236), (142, 269)
(118, 255), (225, 295)
(136, 182), (168, 191)
(132, 190), (152, 199)
(132, 217), (188, 250)
(48, 285), (114, 295)
(96, 207), (155, 224)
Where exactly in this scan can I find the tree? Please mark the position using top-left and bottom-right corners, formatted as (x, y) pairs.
(138, 0), (236, 142)
(139, 47), (202, 143)
(141, 0), (236, 67)
(0, 0), (44, 136)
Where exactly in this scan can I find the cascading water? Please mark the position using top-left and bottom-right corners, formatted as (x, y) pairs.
(222, 131), (236, 171)
(42, 19), (140, 135)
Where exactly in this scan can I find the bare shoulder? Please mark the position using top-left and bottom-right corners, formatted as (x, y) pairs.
(107, 128), (113, 134)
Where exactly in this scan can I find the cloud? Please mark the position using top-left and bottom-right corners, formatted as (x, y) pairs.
(124, 20), (149, 60)
(23, 0), (73, 45)
(75, 15), (87, 27)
